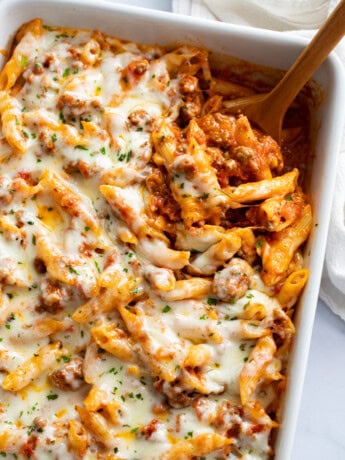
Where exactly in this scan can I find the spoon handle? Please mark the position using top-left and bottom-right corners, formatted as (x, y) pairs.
(268, 0), (345, 116)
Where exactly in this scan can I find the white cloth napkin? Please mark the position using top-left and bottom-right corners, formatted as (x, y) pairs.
(173, 0), (345, 319)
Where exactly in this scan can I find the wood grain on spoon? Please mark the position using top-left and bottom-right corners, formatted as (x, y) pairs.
(223, 0), (345, 143)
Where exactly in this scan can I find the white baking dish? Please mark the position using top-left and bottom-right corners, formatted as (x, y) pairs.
(0, 0), (344, 458)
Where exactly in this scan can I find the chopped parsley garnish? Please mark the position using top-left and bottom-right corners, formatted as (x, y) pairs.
(62, 68), (70, 78)
(68, 265), (79, 275)
(27, 425), (35, 435)
(126, 150), (132, 162)
(162, 305), (171, 313)
(255, 238), (265, 249)
(55, 33), (69, 39)
(207, 297), (217, 305)
(47, 393), (58, 400)
(8, 313), (15, 322)
(117, 150), (132, 162)
(94, 260), (101, 274)
(20, 55), (27, 67)
(74, 145), (88, 150)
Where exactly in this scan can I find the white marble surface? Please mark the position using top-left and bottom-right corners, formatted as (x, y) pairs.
(107, 1), (345, 458)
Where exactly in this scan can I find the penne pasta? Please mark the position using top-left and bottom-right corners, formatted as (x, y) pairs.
(225, 168), (299, 204)
(156, 278), (212, 301)
(2, 342), (67, 392)
(261, 204), (312, 285)
(239, 334), (277, 405)
(0, 19), (312, 459)
(278, 269), (309, 308)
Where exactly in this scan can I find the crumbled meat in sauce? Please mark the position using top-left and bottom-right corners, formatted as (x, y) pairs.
(50, 357), (84, 391)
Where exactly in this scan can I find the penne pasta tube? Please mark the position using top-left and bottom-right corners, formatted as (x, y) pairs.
(152, 120), (229, 228)
(83, 387), (108, 412)
(225, 168), (299, 204)
(261, 204), (312, 286)
(84, 387), (122, 425)
(175, 223), (225, 252)
(23, 109), (86, 146)
(41, 170), (104, 238)
(241, 303), (267, 321)
(119, 304), (181, 383)
(68, 420), (89, 457)
(239, 334), (277, 405)
(72, 278), (139, 323)
(278, 269), (309, 308)
(156, 278), (212, 301)
(0, 19), (42, 91)
(2, 341), (67, 392)
(162, 433), (232, 460)
(141, 264), (176, 291)
(138, 237), (190, 270)
(0, 92), (27, 154)
(183, 344), (211, 369)
(76, 406), (114, 448)
(91, 322), (135, 362)
(189, 232), (242, 275)
(36, 232), (100, 297)
(247, 192), (305, 232)
(9, 318), (65, 343)
(100, 183), (167, 241)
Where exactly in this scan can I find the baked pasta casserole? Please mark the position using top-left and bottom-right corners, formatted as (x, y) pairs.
(0, 19), (312, 459)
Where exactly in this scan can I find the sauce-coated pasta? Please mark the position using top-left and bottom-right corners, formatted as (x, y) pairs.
(0, 19), (311, 459)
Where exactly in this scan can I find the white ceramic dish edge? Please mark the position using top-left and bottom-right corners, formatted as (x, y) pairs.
(0, 1), (344, 458)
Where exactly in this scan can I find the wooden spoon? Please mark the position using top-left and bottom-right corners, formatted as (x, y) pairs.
(223, 0), (345, 143)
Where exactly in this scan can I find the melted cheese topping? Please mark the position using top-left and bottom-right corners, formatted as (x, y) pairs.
(0, 22), (307, 460)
